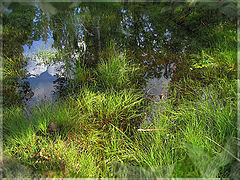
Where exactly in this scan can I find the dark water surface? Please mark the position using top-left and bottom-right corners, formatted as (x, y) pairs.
(3, 2), (194, 106)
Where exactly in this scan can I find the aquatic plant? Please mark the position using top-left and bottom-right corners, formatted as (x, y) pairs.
(2, 2), (237, 178)
(97, 51), (141, 91)
(71, 88), (144, 132)
(69, 59), (95, 90)
(126, 79), (237, 178)
(3, 98), (142, 177)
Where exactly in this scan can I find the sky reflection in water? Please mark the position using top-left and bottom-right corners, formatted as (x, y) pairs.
(23, 38), (64, 104)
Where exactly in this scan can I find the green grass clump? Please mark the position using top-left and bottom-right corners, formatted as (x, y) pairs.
(97, 51), (141, 91)
(125, 80), (237, 178)
(66, 48), (143, 94)
(3, 106), (34, 143)
(3, 87), (145, 178)
(194, 22), (237, 71)
(71, 88), (144, 132)
(69, 59), (95, 90)
(3, 56), (236, 178)
(3, 19), (237, 178)
(170, 60), (237, 103)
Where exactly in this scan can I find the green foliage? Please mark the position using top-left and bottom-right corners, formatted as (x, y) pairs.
(69, 60), (94, 90)
(131, 80), (236, 178)
(190, 51), (215, 70)
(170, 59), (237, 102)
(3, 106), (31, 140)
(33, 49), (57, 65)
(72, 88), (144, 132)
(2, 2), (237, 178)
(3, 57), (26, 79)
(3, 56), (27, 106)
(97, 51), (141, 91)
(200, 22), (237, 70)
(185, 141), (234, 178)
(3, 3), (36, 58)
(3, 97), (143, 177)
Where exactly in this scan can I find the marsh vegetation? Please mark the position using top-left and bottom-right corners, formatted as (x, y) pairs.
(2, 1), (238, 178)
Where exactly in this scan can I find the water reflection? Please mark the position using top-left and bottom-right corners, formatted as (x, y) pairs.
(142, 62), (176, 126)
(144, 62), (176, 100)
(22, 38), (64, 105)
(23, 70), (57, 104)
(4, 2), (193, 106)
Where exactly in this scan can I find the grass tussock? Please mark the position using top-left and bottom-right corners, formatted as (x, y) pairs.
(97, 51), (142, 91)
(127, 78), (237, 178)
(3, 27), (237, 178)
(3, 88), (145, 177)
(72, 88), (144, 131)
(3, 73), (237, 178)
